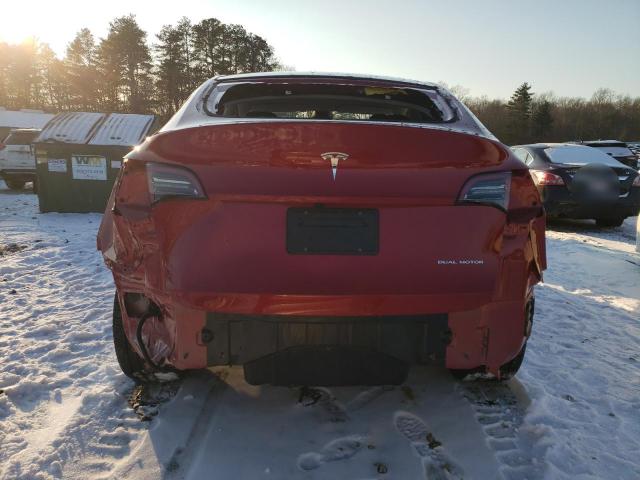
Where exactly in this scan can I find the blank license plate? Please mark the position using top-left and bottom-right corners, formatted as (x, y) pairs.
(286, 207), (379, 255)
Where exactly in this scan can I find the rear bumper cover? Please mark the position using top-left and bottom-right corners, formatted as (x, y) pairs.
(204, 312), (449, 366)
(105, 197), (545, 384)
(208, 313), (451, 385)
(120, 295), (530, 384)
(205, 312), (449, 385)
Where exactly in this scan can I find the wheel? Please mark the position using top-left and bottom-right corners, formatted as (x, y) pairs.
(596, 217), (624, 228)
(112, 293), (145, 380)
(5, 178), (25, 190)
(498, 343), (527, 380)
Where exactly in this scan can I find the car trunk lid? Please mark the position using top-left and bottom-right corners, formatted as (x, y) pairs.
(141, 122), (513, 201)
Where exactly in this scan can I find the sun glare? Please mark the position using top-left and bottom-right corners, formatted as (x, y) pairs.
(0, 3), (77, 54)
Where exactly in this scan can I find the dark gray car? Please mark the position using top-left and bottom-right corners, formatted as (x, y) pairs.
(512, 143), (640, 227)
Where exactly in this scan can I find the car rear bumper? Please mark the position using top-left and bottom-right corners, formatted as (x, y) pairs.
(106, 200), (544, 384)
(119, 293), (531, 384)
(541, 186), (640, 219)
(206, 311), (450, 385)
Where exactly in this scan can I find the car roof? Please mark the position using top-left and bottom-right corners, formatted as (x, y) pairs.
(213, 71), (439, 89)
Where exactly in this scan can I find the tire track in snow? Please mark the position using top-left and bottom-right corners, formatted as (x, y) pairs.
(458, 381), (545, 480)
(160, 373), (227, 479)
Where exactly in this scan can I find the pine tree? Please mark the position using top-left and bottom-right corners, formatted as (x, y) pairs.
(191, 18), (279, 82)
(97, 15), (152, 113)
(0, 42), (11, 107)
(6, 39), (41, 109)
(65, 29), (99, 110)
(244, 33), (278, 73)
(156, 24), (185, 115)
(531, 100), (554, 140)
(39, 44), (70, 110)
(507, 82), (534, 144)
(192, 18), (226, 81)
(225, 24), (249, 74)
(176, 17), (196, 92)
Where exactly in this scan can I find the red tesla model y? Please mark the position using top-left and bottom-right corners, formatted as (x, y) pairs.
(98, 73), (547, 385)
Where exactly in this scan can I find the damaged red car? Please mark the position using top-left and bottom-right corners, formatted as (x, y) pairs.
(98, 73), (547, 385)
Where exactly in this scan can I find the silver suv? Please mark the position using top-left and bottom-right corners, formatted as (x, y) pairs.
(0, 129), (40, 190)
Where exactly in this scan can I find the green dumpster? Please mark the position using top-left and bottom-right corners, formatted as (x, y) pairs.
(34, 112), (156, 213)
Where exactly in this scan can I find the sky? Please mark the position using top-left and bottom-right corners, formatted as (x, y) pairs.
(1, 0), (639, 99)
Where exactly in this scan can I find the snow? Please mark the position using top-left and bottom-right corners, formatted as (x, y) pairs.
(0, 179), (638, 479)
(0, 110), (54, 130)
(35, 112), (155, 147)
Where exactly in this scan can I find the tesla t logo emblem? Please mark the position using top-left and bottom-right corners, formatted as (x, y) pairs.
(321, 152), (349, 180)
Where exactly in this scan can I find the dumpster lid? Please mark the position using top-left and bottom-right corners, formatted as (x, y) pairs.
(35, 112), (106, 144)
(88, 113), (155, 146)
(35, 112), (156, 146)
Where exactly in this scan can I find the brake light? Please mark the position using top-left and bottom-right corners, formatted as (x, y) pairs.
(530, 170), (565, 186)
(458, 171), (511, 210)
(632, 175), (640, 187)
(146, 162), (206, 203)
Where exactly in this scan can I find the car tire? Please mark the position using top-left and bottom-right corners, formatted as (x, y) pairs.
(596, 217), (624, 228)
(112, 293), (146, 380)
(5, 178), (25, 190)
(498, 343), (527, 380)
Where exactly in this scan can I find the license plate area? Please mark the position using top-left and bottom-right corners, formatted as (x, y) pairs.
(287, 207), (379, 255)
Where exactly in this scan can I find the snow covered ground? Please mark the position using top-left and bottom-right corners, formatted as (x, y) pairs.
(0, 179), (638, 480)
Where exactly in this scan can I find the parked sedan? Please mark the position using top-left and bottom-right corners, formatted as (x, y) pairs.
(512, 143), (640, 227)
(98, 72), (546, 386)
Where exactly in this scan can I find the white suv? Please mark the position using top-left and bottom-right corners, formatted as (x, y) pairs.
(0, 129), (40, 190)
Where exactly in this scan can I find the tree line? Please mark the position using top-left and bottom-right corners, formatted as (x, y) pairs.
(455, 83), (640, 145)
(0, 15), (280, 119)
(1, 19), (639, 144)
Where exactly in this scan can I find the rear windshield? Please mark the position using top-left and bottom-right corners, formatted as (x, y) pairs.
(4, 131), (38, 145)
(203, 82), (455, 123)
(544, 145), (623, 167)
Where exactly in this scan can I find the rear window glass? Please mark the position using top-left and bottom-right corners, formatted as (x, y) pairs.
(4, 131), (38, 145)
(203, 82), (455, 123)
(544, 146), (623, 166)
(511, 148), (528, 162)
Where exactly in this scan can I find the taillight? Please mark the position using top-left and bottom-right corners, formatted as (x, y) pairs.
(632, 175), (640, 187)
(530, 170), (565, 186)
(146, 162), (206, 203)
(458, 171), (511, 211)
